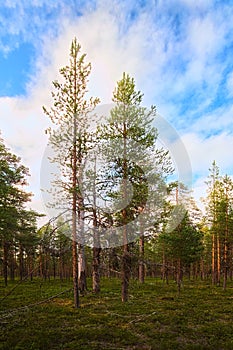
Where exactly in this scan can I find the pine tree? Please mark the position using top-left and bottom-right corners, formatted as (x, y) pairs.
(0, 135), (38, 285)
(158, 209), (203, 293)
(43, 37), (100, 307)
(216, 175), (233, 290)
(205, 161), (221, 285)
(99, 72), (165, 301)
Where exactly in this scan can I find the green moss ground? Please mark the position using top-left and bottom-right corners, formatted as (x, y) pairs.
(1, 277), (233, 349)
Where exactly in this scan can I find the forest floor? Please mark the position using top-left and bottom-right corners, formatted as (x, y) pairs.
(1, 277), (233, 349)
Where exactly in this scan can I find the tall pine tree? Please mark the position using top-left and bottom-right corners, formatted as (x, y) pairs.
(99, 72), (168, 301)
(43, 38), (100, 307)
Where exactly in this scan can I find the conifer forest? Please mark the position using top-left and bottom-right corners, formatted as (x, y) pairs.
(1, 38), (233, 350)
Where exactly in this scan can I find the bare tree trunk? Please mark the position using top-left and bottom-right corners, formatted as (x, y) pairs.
(9, 246), (15, 281)
(59, 243), (63, 281)
(53, 257), (56, 279)
(78, 244), (87, 292)
(217, 234), (221, 285)
(192, 262), (198, 280)
(3, 241), (9, 286)
(72, 201), (79, 307)
(19, 244), (24, 281)
(200, 258), (205, 280)
(38, 246), (42, 278)
(212, 233), (216, 285)
(121, 120), (130, 302)
(92, 210), (101, 293)
(72, 108), (79, 308)
(76, 136), (87, 294)
(162, 248), (169, 284)
(177, 258), (181, 295)
(44, 253), (49, 280)
(122, 234), (130, 302)
(139, 234), (145, 283)
(92, 246), (101, 293)
(223, 189), (229, 291)
(92, 158), (101, 293)
(29, 254), (34, 281)
(223, 240), (228, 291)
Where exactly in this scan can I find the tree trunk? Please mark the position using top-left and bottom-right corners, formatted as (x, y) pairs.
(177, 258), (181, 294)
(39, 247), (43, 278)
(92, 246), (101, 293)
(72, 241), (79, 306)
(29, 254), (34, 281)
(9, 246), (15, 281)
(200, 258), (205, 280)
(19, 244), (24, 281)
(217, 234), (221, 285)
(92, 212), (101, 293)
(78, 244), (87, 292)
(59, 244), (63, 281)
(71, 91), (79, 307)
(162, 248), (169, 284)
(121, 120), (131, 302)
(77, 154), (87, 294)
(3, 241), (9, 286)
(72, 132), (79, 307)
(53, 257), (56, 279)
(139, 234), (145, 283)
(121, 240), (131, 302)
(92, 159), (101, 293)
(212, 233), (216, 285)
(223, 240), (228, 291)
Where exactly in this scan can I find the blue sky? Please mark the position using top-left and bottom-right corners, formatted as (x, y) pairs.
(1, 0), (233, 217)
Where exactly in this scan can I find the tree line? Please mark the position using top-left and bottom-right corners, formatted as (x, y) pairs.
(1, 38), (233, 307)
(0, 137), (39, 286)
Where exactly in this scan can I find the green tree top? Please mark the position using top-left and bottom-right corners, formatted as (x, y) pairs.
(43, 37), (100, 128)
(112, 72), (143, 105)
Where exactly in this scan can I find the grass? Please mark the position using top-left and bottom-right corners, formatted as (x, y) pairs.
(1, 277), (233, 349)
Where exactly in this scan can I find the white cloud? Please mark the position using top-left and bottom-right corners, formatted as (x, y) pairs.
(1, 0), (233, 221)
(180, 132), (233, 176)
(188, 17), (217, 59)
(27, 3), (165, 105)
(0, 96), (50, 219)
(191, 104), (233, 135)
(226, 72), (233, 98)
(2, 3), (156, 221)
(178, 0), (213, 9)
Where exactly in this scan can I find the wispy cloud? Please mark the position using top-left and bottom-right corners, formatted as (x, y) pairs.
(0, 0), (233, 216)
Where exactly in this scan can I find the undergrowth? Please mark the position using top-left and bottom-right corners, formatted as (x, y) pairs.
(1, 277), (233, 349)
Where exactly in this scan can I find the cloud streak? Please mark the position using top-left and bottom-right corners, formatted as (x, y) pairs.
(0, 0), (233, 218)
